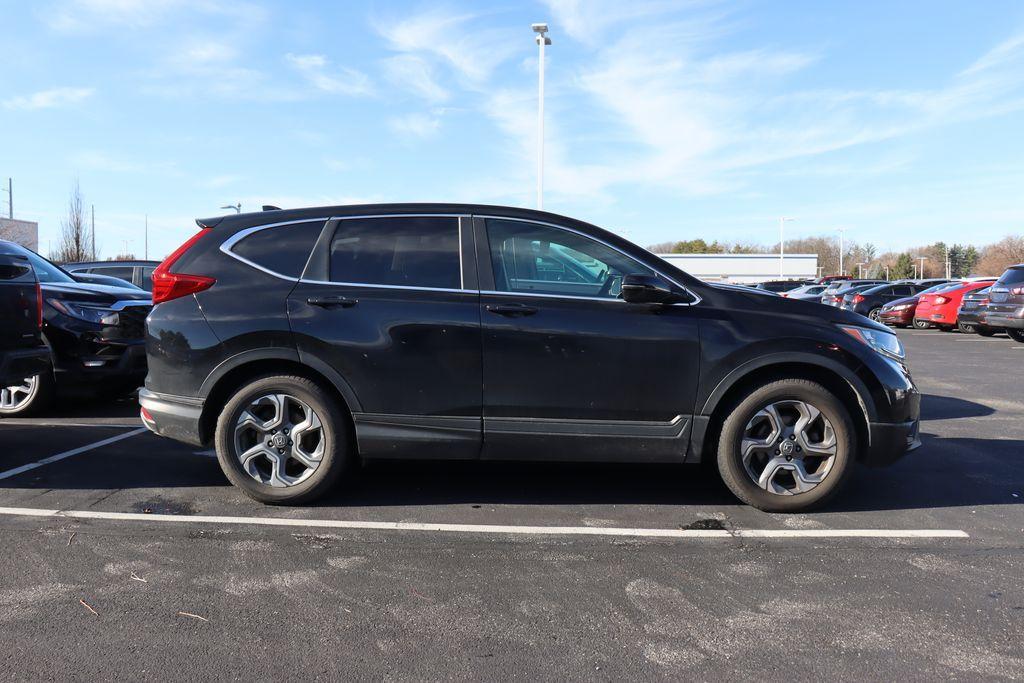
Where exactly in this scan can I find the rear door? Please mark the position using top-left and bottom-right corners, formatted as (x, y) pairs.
(288, 214), (482, 460)
(0, 251), (40, 351)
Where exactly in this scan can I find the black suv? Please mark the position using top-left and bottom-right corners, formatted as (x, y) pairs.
(0, 241), (151, 415)
(0, 242), (50, 404)
(140, 204), (920, 512)
(982, 264), (1024, 343)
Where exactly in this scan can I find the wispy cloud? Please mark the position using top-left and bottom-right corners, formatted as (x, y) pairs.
(3, 87), (94, 110)
(389, 112), (442, 139)
(285, 53), (373, 96)
(45, 0), (265, 33)
(382, 54), (448, 103)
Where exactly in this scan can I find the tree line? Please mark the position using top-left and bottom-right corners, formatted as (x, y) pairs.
(649, 234), (1024, 279)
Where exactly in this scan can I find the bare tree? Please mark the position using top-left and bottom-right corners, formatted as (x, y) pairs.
(977, 235), (1024, 276)
(51, 181), (92, 264)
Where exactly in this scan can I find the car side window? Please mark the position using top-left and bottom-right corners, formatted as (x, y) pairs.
(232, 220), (324, 278)
(892, 285), (914, 296)
(329, 216), (461, 289)
(91, 266), (135, 282)
(140, 267), (155, 291)
(486, 218), (656, 299)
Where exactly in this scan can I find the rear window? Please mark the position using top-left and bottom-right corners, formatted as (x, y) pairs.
(996, 267), (1024, 286)
(329, 216), (461, 289)
(91, 266), (135, 282)
(232, 220), (324, 278)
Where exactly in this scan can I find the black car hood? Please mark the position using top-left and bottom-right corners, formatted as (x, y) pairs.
(41, 281), (150, 304)
(702, 282), (891, 333)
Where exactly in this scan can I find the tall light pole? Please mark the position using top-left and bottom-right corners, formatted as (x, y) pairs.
(857, 262), (867, 278)
(778, 216), (795, 278)
(945, 244), (951, 279)
(532, 22), (551, 210)
(221, 203), (241, 214)
(835, 227), (847, 276)
(918, 256), (928, 279)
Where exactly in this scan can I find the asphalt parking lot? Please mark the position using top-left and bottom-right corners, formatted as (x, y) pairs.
(1, 329), (1022, 680)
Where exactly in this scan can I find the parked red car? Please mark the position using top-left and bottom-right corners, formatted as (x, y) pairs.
(878, 282), (961, 328)
(914, 279), (996, 330)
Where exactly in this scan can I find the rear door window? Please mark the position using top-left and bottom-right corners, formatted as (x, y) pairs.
(329, 216), (461, 289)
(892, 285), (914, 296)
(231, 220), (325, 278)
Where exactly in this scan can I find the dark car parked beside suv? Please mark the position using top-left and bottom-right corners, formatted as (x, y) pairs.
(0, 242), (151, 416)
(981, 265), (1024, 343)
(140, 204), (920, 513)
(955, 286), (995, 335)
(820, 280), (886, 307)
(841, 281), (936, 321)
(64, 259), (161, 292)
(0, 242), (50, 407)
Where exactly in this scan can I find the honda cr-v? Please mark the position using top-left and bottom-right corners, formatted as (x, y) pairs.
(140, 205), (920, 512)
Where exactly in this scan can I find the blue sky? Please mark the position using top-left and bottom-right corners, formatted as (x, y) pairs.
(2, 0), (1024, 259)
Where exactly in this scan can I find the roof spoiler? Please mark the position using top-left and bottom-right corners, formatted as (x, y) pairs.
(195, 216), (226, 229)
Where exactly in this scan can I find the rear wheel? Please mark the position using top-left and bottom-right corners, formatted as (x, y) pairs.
(214, 375), (352, 504)
(957, 321), (976, 334)
(912, 318), (931, 330)
(867, 307), (882, 322)
(975, 326), (996, 337)
(1008, 329), (1024, 344)
(717, 379), (855, 513)
(0, 371), (54, 417)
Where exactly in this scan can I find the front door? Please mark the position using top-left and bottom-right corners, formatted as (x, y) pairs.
(288, 214), (482, 460)
(475, 216), (701, 462)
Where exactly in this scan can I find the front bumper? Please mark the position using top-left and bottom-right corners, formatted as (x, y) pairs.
(138, 388), (205, 447)
(54, 341), (147, 384)
(863, 418), (921, 467)
(0, 347), (51, 387)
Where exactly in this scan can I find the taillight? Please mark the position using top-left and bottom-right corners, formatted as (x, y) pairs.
(1011, 287), (1024, 295)
(934, 296), (949, 304)
(151, 229), (216, 305)
(852, 294), (864, 304)
(35, 281), (43, 329)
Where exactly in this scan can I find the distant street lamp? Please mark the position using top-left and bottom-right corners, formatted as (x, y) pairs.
(835, 227), (847, 275)
(221, 203), (241, 214)
(778, 217), (795, 278)
(856, 262), (867, 278)
(917, 256), (928, 279)
(532, 22), (551, 210)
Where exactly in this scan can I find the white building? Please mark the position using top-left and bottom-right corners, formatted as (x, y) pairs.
(0, 218), (39, 251)
(655, 252), (818, 284)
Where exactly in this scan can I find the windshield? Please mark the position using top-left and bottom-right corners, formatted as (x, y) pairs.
(996, 267), (1024, 286)
(7, 244), (76, 284)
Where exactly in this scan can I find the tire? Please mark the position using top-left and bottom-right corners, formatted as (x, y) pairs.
(1008, 329), (1024, 344)
(214, 374), (352, 504)
(957, 321), (976, 334)
(867, 307), (882, 322)
(975, 326), (996, 337)
(0, 370), (55, 417)
(912, 318), (931, 330)
(717, 378), (855, 513)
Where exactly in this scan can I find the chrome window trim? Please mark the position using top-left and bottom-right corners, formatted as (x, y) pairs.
(475, 214), (702, 307)
(220, 218), (329, 283)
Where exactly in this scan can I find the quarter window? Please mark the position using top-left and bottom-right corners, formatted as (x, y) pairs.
(486, 219), (656, 299)
(329, 216), (461, 289)
(232, 220), (325, 278)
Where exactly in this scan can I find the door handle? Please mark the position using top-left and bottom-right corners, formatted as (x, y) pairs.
(486, 303), (538, 317)
(307, 295), (358, 308)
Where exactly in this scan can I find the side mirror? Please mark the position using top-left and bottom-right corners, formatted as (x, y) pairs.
(620, 274), (688, 304)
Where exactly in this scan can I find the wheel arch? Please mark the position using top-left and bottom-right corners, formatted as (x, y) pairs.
(197, 349), (361, 445)
(693, 355), (876, 466)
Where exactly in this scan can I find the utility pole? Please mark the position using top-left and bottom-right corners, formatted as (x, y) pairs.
(835, 227), (847, 275)
(945, 244), (951, 279)
(91, 204), (96, 260)
(532, 22), (551, 210)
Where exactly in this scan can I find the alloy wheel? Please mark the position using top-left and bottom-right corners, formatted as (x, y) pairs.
(0, 376), (38, 412)
(233, 393), (325, 487)
(740, 400), (837, 496)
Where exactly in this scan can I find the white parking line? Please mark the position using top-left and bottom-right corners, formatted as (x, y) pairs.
(0, 428), (147, 481)
(0, 506), (969, 540)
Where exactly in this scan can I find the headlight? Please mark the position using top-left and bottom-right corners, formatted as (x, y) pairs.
(47, 299), (119, 325)
(892, 304), (910, 311)
(838, 324), (905, 361)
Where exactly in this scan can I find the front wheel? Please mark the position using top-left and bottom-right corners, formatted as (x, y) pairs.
(958, 321), (976, 334)
(1008, 329), (1024, 344)
(867, 307), (882, 322)
(214, 375), (352, 504)
(717, 379), (855, 513)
